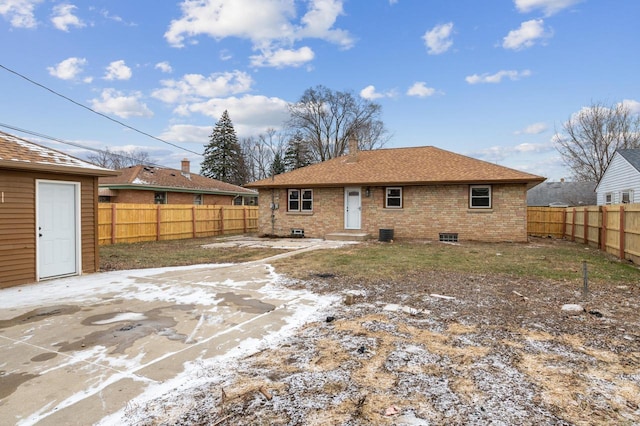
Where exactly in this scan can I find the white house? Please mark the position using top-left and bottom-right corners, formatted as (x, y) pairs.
(596, 149), (640, 205)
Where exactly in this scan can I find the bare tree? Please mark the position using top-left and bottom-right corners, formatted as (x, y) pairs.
(287, 85), (388, 162)
(241, 128), (287, 181)
(555, 101), (640, 182)
(87, 148), (152, 169)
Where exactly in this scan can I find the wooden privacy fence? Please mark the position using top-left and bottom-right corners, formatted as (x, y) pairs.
(527, 205), (640, 264)
(98, 203), (258, 245)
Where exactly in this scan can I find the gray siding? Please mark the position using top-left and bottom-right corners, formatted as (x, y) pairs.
(596, 153), (640, 205)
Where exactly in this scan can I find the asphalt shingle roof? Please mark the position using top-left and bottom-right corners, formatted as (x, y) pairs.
(0, 131), (116, 176)
(617, 149), (640, 172)
(246, 146), (545, 188)
(100, 164), (256, 195)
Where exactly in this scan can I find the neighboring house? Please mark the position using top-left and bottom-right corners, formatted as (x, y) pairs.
(0, 131), (118, 289)
(245, 145), (545, 242)
(596, 149), (640, 205)
(99, 159), (257, 205)
(527, 180), (596, 207)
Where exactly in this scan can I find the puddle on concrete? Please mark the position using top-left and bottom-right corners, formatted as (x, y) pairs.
(0, 305), (81, 329)
(0, 371), (39, 399)
(56, 305), (194, 354)
(30, 353), (58, 362)
(217, 292), (275, 314)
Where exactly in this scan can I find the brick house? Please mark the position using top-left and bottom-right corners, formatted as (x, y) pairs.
(245, 145), (545, 242)
(0, 131), (118, 288)
(99, 159), (257, 205)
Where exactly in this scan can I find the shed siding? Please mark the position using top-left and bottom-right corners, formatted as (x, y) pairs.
(596, 154), (640, 205)
(0, 170), (99, 288)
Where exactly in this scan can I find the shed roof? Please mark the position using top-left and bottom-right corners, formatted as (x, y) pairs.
(0, 131), (117, 176)
(246, 146), (545, 189)
(100, 164), (256, 196)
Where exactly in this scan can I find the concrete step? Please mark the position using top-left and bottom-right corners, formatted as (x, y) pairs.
(325, 232), (371, 241)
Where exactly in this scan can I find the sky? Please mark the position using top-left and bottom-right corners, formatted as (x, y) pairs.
(0, 0), (639, 181)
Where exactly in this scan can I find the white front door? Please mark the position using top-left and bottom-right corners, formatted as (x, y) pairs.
(344, 187), (361, 230)
(37, 181), (80, 279)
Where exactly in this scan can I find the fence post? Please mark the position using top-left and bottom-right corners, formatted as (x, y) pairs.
(192, 206), (197, 239)
(600, 206), (607, 251)
(111, 203), (117, 245)
(243, 206), (247, 233)
(571, 208), (576, 241)
(220, 206), (225, 235)
(562, 209), (567, 239)
(619, 205), (625, 260)
(583, 207), (588, 244)
(156, 204), (161, 241)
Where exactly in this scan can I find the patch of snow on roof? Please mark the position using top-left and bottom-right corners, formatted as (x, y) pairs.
(12, 138), (110, 171)
(132, 178), (148, 184)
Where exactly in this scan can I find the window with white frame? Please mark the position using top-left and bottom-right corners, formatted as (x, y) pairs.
(385, 187), (402, 208)
(621, 190), (633, 204)
(288, 189), (313, 212)
(469, 185), (491, 209)
(605, 193), (613, 205)
(193, 194), (203, 205)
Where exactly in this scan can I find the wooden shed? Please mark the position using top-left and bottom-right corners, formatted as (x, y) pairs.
(0, 131), (118, 288)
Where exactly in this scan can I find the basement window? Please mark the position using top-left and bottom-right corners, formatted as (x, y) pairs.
(439, 233), (458, 243)
(469, 185), (491, 209)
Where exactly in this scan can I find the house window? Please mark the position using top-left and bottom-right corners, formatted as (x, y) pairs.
(288, 189), (313, 212)
(98, 196), (111, 203)
(605, 193), (612, 205)
(470, 185), (491, 209)
(385, 187), (402, 208)
(194, 194), (203, 205)
(621, 190), (632, 204)
(154, 192), (167, 204)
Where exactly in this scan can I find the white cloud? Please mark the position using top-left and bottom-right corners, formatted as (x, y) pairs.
(620, 99), (640, 115)
(51, 3), (85, 32)
(104, 60), (132, 81)
(422, 22), (454, 55)
(503, 19), (550, 50)
(359, 85), (395, 100)
(152, 71), (254, 104)
(172, 94), (290, 137)
(0, 0), (42, 28)
(515, 122), (548, 135)
(465, 69), (532, 84)
(155, 61), (173, 73)
(406, 82), (436, 98)
(90, 89), (153, 119)
(158, 124), (212, 144)
(514, 0), (583, 16)
(164, 0), (353, 67)
(250, 46), (314, 68)
(47, 57), (87, 80)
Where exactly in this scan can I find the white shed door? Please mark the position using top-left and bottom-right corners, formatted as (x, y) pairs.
(37, 181), (79, 279)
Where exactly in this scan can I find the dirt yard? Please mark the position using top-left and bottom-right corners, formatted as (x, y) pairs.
(124, 240), (640, 426)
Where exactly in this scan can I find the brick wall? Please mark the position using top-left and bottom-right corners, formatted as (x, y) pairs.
(111, 189), (234, 205)
(256, 184), (528, 242)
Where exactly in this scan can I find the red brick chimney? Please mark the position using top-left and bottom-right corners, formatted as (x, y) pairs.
(181, 158), (190, 178)
(347, 134), (358, 163)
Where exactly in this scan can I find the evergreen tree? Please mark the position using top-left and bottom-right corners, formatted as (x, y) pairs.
(201, 110), (247, 185)
(270, 152), (286, 176)
(284, 132), (312, 171)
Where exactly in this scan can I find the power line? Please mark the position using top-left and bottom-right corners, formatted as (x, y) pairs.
(0, 63), (203, 157)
